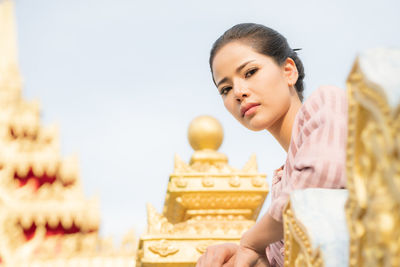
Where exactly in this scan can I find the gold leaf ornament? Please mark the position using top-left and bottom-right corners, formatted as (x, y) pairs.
(174, 177), (187, 188)
(149, 240), (179, 257)
(252, 176), (264, 187)
(202, 177), (214, 187)
(196, 241), (215, 254)
(229, 176), (240, 187)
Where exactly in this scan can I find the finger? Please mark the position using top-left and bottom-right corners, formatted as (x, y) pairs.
(232, 249), (253, 267)
(222, 253), (236, 267)
(233, 255), (269, 267)
(210, 251), (229, 267)
(205, 244), (237, 267)
(204, 247), (218, 267)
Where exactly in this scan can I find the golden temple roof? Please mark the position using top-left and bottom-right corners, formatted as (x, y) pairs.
(137, 116), (269, 266)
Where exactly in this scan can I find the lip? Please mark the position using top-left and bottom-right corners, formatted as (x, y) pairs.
(240, 103), (260, 117)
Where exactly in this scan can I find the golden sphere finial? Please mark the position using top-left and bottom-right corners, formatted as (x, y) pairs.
(188, 115), (223, 151)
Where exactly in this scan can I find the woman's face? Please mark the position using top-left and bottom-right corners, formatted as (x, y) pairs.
(212, 41), (298, 131)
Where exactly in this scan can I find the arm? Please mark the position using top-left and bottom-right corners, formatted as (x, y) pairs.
(225, 214), (280, 266)
(240, 212), (283, 254)
(196, 243), (239, 267)
(196, 214), (281, 267)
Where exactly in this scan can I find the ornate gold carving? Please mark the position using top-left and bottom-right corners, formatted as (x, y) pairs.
(345, 56), (400, 267)
(147, 203), (174, 234)
(251, 176), (265, 187)
(174, 177), (187, 188)
(0, 0), (22, 101)
(283, 204), (324, 267)
(179, 193), (263, 209)
(0, 1), (137, 265)
(174, 154), (191, 173)
(138, 116), (268, 266)
(202, 177), (215, 187)
(283, 50), (400, 267)
(229, 176), (241, 187)
(149, 240), (179, 257)
(242, 154), (258, 173)
(196, 241), (215, 254)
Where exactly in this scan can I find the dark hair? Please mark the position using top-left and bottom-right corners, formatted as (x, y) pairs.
(209, 23), (305, 101)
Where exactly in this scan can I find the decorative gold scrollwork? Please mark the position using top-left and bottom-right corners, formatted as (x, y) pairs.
(229, 176), (240, 187)
(251, 177), (264, 187)
(283, 204), (324, 267)
(196, 241), (215, 254)
(345, 54), (400, 267)
(148, 239), (179, 257)
(174, 177), (187, 188)
(202, 177), (214, 187)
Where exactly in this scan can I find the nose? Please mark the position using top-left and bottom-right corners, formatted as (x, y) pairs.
(233, 83), (249, 103)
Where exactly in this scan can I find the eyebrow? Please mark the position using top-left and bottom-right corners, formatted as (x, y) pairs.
(216, 60), (255, 88)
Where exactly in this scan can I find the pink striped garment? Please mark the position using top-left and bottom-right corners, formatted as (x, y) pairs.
(265, 86), (348, 267)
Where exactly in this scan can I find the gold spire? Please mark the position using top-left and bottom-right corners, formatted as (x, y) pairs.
(188, 115), (223, 151)
(0, 0), (22, 102)
(187, 115), (228, 166)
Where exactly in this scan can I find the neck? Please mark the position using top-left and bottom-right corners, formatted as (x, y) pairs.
(269, 95), (302, 152)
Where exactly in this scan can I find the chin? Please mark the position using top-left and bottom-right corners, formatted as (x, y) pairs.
(242, 117), (268, 132)
(247, 124), (266, 132)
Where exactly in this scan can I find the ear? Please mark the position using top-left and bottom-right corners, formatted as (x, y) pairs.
(283, 57), (299, 87)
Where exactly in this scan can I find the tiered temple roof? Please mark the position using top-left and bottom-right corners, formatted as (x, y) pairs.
(0, 0), (136, 265)
(137, 116), (269, 267)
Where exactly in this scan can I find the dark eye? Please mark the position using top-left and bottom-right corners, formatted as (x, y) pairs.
(245, 68), (258, 78)
(220, 86), (232, 96)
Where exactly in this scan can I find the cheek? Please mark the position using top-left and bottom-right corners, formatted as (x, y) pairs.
(275, 97), (291, 116)
(223, 98), (240, 118)
(269, 89), (291, 115)
(268, 92), (292, 125)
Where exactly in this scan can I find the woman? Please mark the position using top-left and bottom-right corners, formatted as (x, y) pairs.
(196, 23), (347, 267)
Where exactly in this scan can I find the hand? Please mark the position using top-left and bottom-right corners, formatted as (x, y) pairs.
(196, 243), (239, 267)
(233, 245), (270, 267)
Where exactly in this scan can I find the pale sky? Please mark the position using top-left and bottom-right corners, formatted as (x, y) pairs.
(13, 0), (400, 242)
